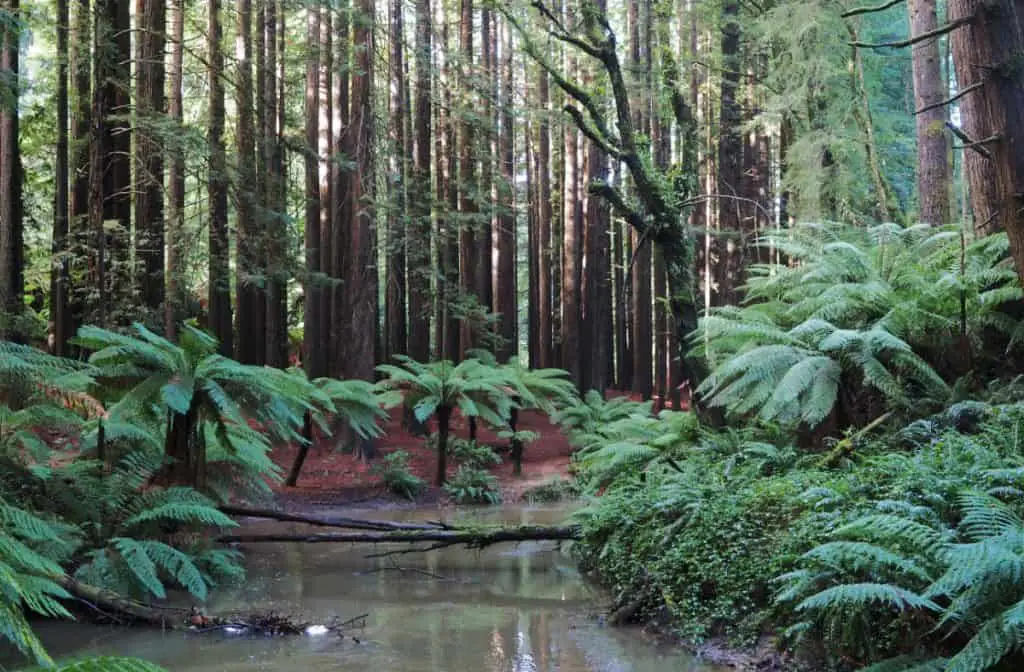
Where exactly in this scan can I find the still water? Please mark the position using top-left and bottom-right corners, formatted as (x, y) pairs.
(29, 504), (722, 671)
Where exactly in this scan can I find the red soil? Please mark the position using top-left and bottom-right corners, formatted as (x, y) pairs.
(268, 406), (575, 505)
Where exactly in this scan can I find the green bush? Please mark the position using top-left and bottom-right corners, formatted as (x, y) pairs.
(443, 466), (501, 504)
(371, 451), (426, 500)
(520, 478), (580, 503)
(450, 438), (502, 469)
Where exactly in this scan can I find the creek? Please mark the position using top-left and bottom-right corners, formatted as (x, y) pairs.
(26, 504), (723, 671)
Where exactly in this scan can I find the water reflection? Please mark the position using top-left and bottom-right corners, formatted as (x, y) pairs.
(19, 504), (722, 671)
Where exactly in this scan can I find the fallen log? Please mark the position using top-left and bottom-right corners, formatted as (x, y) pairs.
(218, 505), (444, 532)
(58, 576), (186, 628)
(218, 524), (582, 549)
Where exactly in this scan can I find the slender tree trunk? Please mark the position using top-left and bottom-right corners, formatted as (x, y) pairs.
(386, 0), (408, 362)
(303, 5), (322, 379)
(457, 0), (477, 359)
(319, 6), (332, 373)
(166, 0), (185, 339)
(103, 0), (131, 314)
(409, 0), (432, 363)
(526, 109), (539, 368)
(0, 0), (23, 338)
(478, 8), (494, 322)
(436, 0), (459, 362)
(52, 0), (71, 353)
(436, 405), (451, 485)
(561, 18), (581, 385)
(68, 0), (90, 342)
(235, 0), (264, 364)
(537, 57), (553, 370)
(496, 15), (517, 361)
(134, 0), (165, 315)
(909, 0), (951, 225)
(329, 0), (351, 377)
(263, 0), (287, 367)
(207, 0), (232, 354)
(89, 1), (108, 327)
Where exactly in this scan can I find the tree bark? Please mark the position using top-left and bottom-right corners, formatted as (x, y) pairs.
(496, 15), (517, 362)
(348, 0), (379, 459)
(208, 0), (232, 355)
(457, 0), (477, 359)
(561, 16), (582, 385)
(235, 0), (265, 364)
(263, 0), (287, 368)
(0, 0), (22, 338)
(51, 0), (71, 353)
(303, 5), (322, 379)
(328, 0), (349, 378)
(386, 0), (408, 362)
(409, 0), (432, 363)
(716, 0), (743, 306)
(134, 0), (165, 316)
(68, 0), (90, 342)
(537, 59), (554, 370)
(478, 8), (494, 321)
(319, 6), (332, 374)
(102, 0), (131, 315)
(166, 0), (185, 339)
(949, 0), (1023, 249)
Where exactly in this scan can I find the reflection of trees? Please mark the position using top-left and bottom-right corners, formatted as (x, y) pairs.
(513, 610), (538, 672)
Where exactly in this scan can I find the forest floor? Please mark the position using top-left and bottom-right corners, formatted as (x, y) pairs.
(268, 406), (576, 510)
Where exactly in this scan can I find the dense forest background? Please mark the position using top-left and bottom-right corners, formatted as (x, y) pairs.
(3, 0), (1018, 400)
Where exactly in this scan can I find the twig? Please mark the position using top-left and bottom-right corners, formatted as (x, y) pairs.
(336, 613), (369, 630)
(364, 541), (452, 559)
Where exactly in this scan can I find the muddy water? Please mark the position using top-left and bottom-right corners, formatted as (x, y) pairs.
(29, 504), (722, 671)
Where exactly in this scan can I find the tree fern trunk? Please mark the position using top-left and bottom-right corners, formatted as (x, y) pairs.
(436, 405), (452, 486)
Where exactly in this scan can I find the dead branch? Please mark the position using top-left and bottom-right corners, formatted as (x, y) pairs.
(915, 80), (984, 115)
(842, 0), (905, 18)
(218, 505), (443, 532)
(217, 524), (582, 549)
(849, 15), (972, 48)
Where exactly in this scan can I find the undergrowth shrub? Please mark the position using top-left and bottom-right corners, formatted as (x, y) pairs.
(450, 438), (502, 469)
(520, 478), (580, 503)
(443, 466), (501, 504)
(371, 450), (425, 500)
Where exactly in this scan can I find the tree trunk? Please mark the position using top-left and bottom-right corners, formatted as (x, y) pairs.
(235, 0), (265, 365)
(716, 0), (743, 306)
(134, 0), (165, 316)
(88, 1), (108, 327)
(561, 33), (581, 385)
(457, 0), (477, 359)
(348, 0), (378, 460)
(101, 0), (131, 316)
(496, 15), (517, 362)
(408, 0), (432, 364)
(319, 6), (333, 373)
(263, 0), (287, 368)
(906, 0), (951, 225)
(303, 5), (322, 379)
(218, 525), (581, 546)
(52, 0), (71, 353)
(68, 0), (90, 343)
(166, 0), (185, 339)
(208, 0), (232, 355)
(437, 0), (460, 362)
(537, 57), (553, 370)
(949, 0), (1023, 251)
(436, 405), (452, 485)
(386, 0), (408, 362)
(0, 0), (22, 338)
(477, 8), (494, 322)
(328, 0), (350, 378)
(159, 395), (202, 488)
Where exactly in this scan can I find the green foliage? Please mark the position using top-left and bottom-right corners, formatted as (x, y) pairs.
(24, 657), (169, 672)
(694, 224), (1023, 430)
(370, 450), (425, 500)
(443, 466), (501, 505)
(552, 390), (653, 446)
(450, 438), (501, 469)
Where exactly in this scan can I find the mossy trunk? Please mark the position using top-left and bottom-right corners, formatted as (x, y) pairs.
(509, 407), (523, 476)
(436, 405), (452, 486)
(285, 412), (314, 486)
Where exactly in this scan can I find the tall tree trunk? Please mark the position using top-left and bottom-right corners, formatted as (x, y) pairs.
(134, 0), (165, 315)
(478, 8), (494, 323)
(89, 0), (108, 327)
(526, 108), (539, 368)
(52, 0), (71, 353)
(457, 0), (477, 359)
(166, 0), (185, 338)
(561, 15), (581, 386)
(235, 0), (264, 364)
(909, 0), (951, 225)
(303, 5), (322, 379)
(348, 0), (378, 458)
(948, 0), (1024, 281)
(106, 0), (131, 314)
(495, 15), (517, 362)
(436, 0), (459, 362)
(628, 0), (652, 398)
(69, 0), (90, 342)
(716, 0), (742, 306)
(536, 59), (553, 371)
(386, 0), (408, 362)
(263, 0), (286, 367)
(408, 0), (432, 363)
(207, 0), (232, 354)
(0, 0), (23, 338)
(329, 0), (351, 377)
(319, 6), (332, 374)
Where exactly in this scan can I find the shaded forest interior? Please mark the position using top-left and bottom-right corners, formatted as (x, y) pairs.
(3, 0), (1019, 401)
